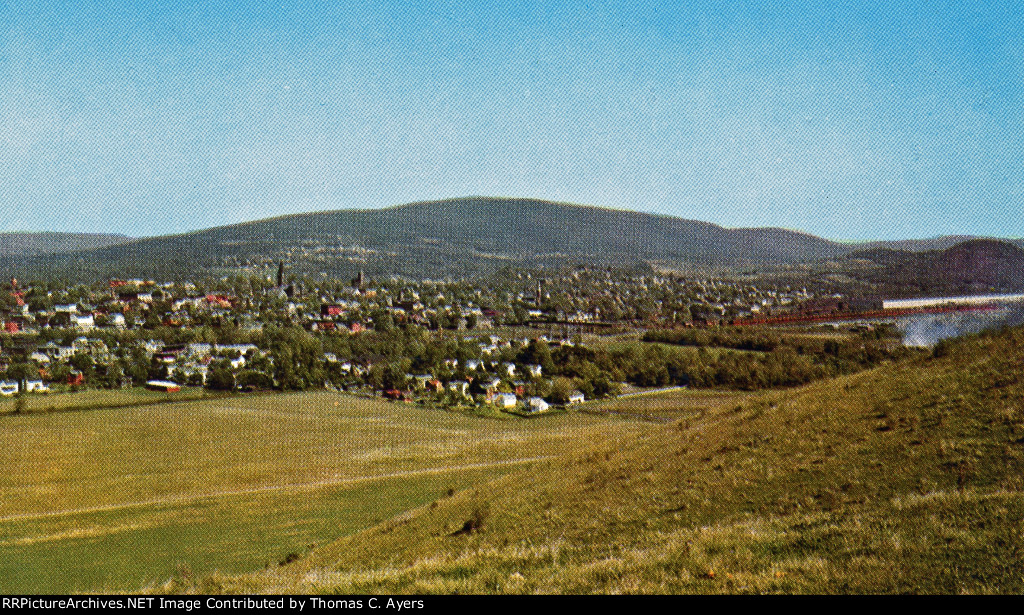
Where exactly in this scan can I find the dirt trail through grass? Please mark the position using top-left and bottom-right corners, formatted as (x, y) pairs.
(0, 456), (552, 524)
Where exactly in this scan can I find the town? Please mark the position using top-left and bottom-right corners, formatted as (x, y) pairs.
(0, 263), (904, 413)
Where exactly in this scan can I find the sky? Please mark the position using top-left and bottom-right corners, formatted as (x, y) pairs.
(1, 0), (1022, 240)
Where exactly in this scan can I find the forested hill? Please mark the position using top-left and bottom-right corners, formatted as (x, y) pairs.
(0, 198), (850, 282)
(0, 232), (131, 258)
(848, 238), (1024, 296)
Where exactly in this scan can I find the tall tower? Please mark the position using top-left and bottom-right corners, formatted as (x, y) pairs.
(277, 261), (285, 287)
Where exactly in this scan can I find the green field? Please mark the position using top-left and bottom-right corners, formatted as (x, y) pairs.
(209, 326), (1024, 594)
(0, 387), (217, 416)
(588, 388), (752, 421)
(0, 391), (651, 593)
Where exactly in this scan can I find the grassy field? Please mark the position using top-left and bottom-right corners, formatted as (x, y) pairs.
(208, 325), (1024, 594)
(0, 387), (217, 416)
(587, 388), (753, 421)
(0, 391), (651, 593)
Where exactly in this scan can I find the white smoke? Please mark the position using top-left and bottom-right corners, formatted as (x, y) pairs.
(899, 304), (1024, 348)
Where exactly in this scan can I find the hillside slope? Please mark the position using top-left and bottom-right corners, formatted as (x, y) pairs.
(0, 232), (131, 257)
(849, 239), (1024, 296)
(1, 198), (848, 282)
(853, 235), (1024, 252)
(196, 325), (1024, 594)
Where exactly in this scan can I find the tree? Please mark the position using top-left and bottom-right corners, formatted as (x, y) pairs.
(548, 377), (576, 404)
(207, 367), (235, 391)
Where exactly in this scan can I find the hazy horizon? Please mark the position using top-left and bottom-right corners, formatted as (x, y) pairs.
(3, 1), (1022, 240)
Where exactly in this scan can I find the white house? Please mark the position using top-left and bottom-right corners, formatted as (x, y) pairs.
(527, 397), (550, 413)
(447, 380), (470, 396)
(0, 381), (19, 396)
(25, 380), (49, 393)
(73, 315), (95, 331)
(494, 392), (517, 408)
(567, 391), (585, 405)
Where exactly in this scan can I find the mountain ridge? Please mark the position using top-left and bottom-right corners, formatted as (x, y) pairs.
(0, 232), (132, 258)
(3, 197), (1021, 284)
(0, 197), (849, 282)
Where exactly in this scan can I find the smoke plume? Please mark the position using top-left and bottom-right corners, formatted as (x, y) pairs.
(899, 304), (1024, 348)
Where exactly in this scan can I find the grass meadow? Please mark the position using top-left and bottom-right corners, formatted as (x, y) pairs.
(0, 391), (650, 593)
(207, 326), (1024, 594)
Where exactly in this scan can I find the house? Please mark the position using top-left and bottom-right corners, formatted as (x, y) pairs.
(0, 381), (19, 396)
(383, 389), (405, 401)
(73, 314), (95, 331)
(67, 370), (84, 386)
(567, 391), (585, 405)
(500, 362), (517, 377)
(493, 392), (517, 408)
(214, 344), (258, 356)
(25, 380), (50, 394)
(526, 364), (543, 377)
(447, 380), (469, 396)
(527, 397), (550, 413)
(482, 377), (502, 394)
(464, 359), (482, 372)
(412, 374), (434, 390)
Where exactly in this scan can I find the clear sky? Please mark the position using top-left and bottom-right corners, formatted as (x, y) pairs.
(1, 1), (1021, 240)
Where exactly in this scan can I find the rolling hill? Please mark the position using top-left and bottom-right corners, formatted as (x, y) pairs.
(189, 323), (1024, 594)
(0, 232), (131, 258)
(848, 238), (1024, 296)
(852, 235), (1018, 252)
(0, 198), (850, 282)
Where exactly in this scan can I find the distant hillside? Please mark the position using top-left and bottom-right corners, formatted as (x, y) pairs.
(848, 238), (1024, 296)
(0, 232), (131, 257)
(194, 324), (1024, 594)
(0, 198), (850, 282)
(850, 236), (1024, 253)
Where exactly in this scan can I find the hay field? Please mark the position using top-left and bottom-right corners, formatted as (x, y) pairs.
(0, 391), (649, 593)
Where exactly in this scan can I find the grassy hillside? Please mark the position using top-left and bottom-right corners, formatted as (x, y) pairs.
(207, 325), (1024, 594)
(0, 391), (650, 593)
(0, 198), (849, 282)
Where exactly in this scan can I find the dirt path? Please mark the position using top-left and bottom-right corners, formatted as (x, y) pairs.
(0, 456), (552, 524)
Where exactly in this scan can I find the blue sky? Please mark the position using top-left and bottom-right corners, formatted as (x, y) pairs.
(1, 1), (1021, 240)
